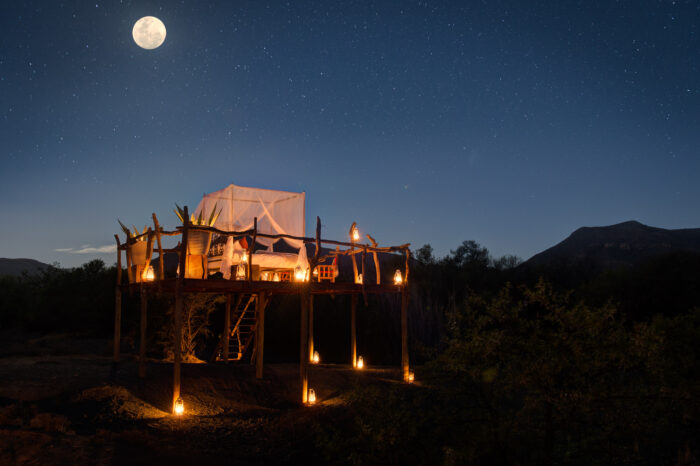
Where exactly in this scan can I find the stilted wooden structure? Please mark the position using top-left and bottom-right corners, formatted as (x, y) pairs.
(112, 208), (411, 410)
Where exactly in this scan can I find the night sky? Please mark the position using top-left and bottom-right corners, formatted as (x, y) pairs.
(2, 1), (699, 268)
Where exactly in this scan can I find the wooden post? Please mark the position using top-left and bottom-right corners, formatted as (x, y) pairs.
(401, 285), (409, 382)
(300, 286), (310, 404)
(125, 236), (133, 284)
(223, 294), (232, 362)
(113, 234), (122, 365)
(308, 294), (314, 363)
(152, 213), (165, 280)
(350, 222), (359, 283)
(367, 234), (381, 285)
(255, 293), (267, 379)
(248, 217), (256, 281)
(361, 248), (368, 306)
(138, 286), (148, 378)
(351, 293), (357, 367)
(173, 206), (188, 412)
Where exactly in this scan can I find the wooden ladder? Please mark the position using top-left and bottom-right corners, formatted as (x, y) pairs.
(215, 294), (257, 362)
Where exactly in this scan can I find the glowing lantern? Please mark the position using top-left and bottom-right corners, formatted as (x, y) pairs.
(393, 269), (403, 285)
(261, 271), (269, 281)
(236, 264), (247, 280)
(312, 267), (318, 276)
(240, 250), (248, 263)
(142, 265), (155, 282)
(312, 350), (320, 364)
(351, 226), (360, 242)
(174, 397), (184, 416)
(356, 273), (363, 284)
(356, 355), (364, 369)
(273, 272), (280, 282)
(407, 371), (415, 384)
(307, 388), (316, 405)
(294, 265), (305, 282)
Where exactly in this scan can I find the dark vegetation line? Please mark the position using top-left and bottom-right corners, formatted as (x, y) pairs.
(1, 240), (698, 465)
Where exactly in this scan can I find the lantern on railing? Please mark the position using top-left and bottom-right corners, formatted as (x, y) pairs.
(393, 269), (403, 285)
(407, 371), (415, 384)
(240, 250), (248, 263)
(174, 397), (184, 416)
(312, 267), (318, 277)
(307, 388), (316, 405)
(351, 225), (360, 242)
(273, 272), (280, 282)
(312, 350), (320, 364)
(294, 265), (305, 282)
(356, 273), (363, 284)
(235, 263), (246, 280)
(261, 271), (269, 281)
(142, 265), (155, 282)
(356, 355), (364, 369)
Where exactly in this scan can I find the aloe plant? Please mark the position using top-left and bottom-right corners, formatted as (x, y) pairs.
(118, 220), (148, 241)
(174, 203), (221, 227)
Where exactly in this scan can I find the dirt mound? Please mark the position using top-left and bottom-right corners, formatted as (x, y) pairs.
(75, 385), (168, 420)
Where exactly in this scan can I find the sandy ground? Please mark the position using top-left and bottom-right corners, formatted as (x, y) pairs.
(0, 332), (404, 465)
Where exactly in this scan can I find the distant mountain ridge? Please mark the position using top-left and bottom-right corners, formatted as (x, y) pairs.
(523, 221), (700, 269)
(0, 258), (50, 276)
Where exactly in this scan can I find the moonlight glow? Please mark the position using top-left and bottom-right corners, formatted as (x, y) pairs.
(132, 16), (166, 50)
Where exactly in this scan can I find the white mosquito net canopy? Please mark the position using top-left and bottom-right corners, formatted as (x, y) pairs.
(194, 183), (306, 249)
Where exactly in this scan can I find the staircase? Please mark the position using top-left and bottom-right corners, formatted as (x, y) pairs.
(214, 294), (257, 362)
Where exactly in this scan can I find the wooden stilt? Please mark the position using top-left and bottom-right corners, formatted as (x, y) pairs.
(300, 287), (310, 404)
(173, 206), (188, 412)
(138, 286), (148, 378)
(223, 294), (231, 362)
(351, 294), (357, 367)
(113, 235), (122, 366)
(308, 294), (314, 362)
(401, 284), (409, 382)
(255, 293), (267, 379)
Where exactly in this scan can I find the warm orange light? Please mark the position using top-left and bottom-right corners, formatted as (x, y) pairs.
(294, 265), (305, 282)
(142, 265), (155, 282)
(174, 397), (184, 415)
(356, 356), (364, 369)
(351, 226), (360, 242)
(312, 267), (318, 276)
(394, 269), (403, 285)
(312, 351), (320, 364)
(236, 264), (246, 280)
(307, 388), (316, 405)
(241, 250), (248, 263)
(273, 272), (280, 282)
(407, 371), (415, 384)
(356, 273), (363, 285)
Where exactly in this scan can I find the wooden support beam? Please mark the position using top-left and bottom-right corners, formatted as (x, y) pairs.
(308, 294), (314, 363)
(173, 206), (188, 412)
(351, 294), (357, 367)
(113, 235), (122, 366)
(300, 286), (310, 404)
(361, 248), (368, 306)
(401, 283), (409, 382)
(152, 213), (165, 281)
(248, 217), (256, 281)
(138, 286), (148, 378)
(223, 294), (232, 362)
(367, 234), (381, 285)
(255, 292), (267, 379)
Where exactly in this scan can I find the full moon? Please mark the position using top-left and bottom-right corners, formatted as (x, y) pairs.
(132, 16), (166, 50)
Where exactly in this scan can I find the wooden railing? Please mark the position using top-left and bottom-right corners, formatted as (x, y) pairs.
(115, 205), (410, 289)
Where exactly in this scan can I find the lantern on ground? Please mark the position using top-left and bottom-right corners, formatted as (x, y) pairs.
(356, 355), (364, 369)
(174, 397), (184, 416)
(236, 263), (246, 280)
(356, 273), (363, 284)
(312, 267), (318, 277)
(351, 225), (360, 242)
(312, 350), (320, 364)
(407, 371), (415, 384)
(142, 265), (155, 282)
(307, 388), (316, 405)
(393, 269), (403, 285)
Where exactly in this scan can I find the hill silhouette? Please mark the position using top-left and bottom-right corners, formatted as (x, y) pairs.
(0, 258), (50, 276)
